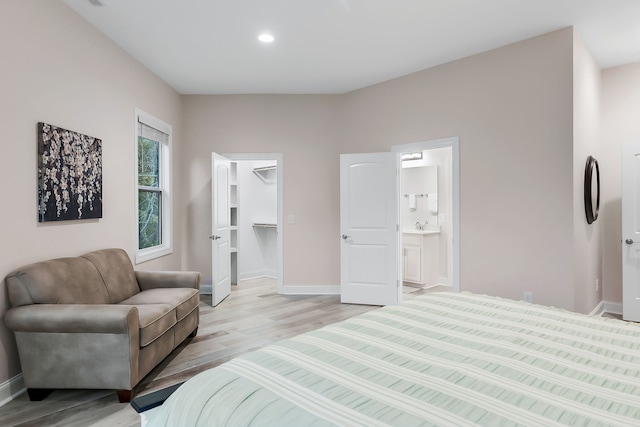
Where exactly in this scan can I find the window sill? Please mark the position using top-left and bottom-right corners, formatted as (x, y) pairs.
(135, 245), (172, 264)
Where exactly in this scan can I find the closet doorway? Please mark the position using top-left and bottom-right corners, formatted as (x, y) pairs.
(224, 153), (283, 295)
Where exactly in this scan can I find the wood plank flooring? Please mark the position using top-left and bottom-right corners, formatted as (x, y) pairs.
(1, 278), (432, 427)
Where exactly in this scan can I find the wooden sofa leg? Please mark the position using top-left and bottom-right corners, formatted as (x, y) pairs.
(27, 388), (53, 401)
(117, 389), (133, 403)
(190, 327), (198, 338)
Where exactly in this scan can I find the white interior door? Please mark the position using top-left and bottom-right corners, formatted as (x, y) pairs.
(211, 153), (231, 306)
(622, 142), (640, 321)
(340, 152), (400, 305)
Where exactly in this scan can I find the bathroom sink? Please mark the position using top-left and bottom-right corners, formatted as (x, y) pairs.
(403, 225), (440, 235)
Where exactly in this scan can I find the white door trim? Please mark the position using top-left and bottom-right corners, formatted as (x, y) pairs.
(224, 153), (284, 294)
(391, 137), (460, 292)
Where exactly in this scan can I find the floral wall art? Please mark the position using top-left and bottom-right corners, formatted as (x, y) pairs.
(38, 122), (102, 222)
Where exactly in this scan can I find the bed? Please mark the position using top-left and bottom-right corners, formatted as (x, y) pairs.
(148, 292), (640, 426)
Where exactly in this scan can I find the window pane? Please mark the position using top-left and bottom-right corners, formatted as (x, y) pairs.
(139, 190), (161, 249)
(138, 138), (159, 187)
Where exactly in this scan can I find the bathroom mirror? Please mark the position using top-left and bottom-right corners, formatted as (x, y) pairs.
(584, 155), (600, 224)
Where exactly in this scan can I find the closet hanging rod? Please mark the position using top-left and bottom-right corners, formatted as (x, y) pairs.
(253, 166), (277, 172)
(403, 194), (425, 198)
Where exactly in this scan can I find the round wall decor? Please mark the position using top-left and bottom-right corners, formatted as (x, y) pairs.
(584, 155), (600, 224)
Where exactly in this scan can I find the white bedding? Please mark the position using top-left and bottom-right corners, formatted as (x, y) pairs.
(149, 292), (640, 426)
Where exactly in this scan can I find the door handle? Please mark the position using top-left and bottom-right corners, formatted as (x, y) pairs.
(626, 239), (635, 245)
(210, 235), (221, 240)
(341, 234), (351, 240)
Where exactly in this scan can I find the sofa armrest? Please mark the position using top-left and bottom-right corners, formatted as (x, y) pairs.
(135, 270), (201, 291)
(5, 304), (138, 334)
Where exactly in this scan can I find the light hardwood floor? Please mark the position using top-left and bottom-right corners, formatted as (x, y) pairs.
(0, 278), (433, 427)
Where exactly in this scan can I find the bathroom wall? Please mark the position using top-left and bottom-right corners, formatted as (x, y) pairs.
(237, 160), (278, 280)
(401, 165), (438, 228)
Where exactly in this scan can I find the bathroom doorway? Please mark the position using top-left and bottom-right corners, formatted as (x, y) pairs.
(392, 138), (459, 297)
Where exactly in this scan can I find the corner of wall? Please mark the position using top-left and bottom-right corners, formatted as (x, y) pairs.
(571, 29), (603, 314)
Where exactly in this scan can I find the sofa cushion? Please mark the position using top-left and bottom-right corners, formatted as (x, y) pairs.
(82, 249), (140, 303)
(119, 288), (199, 322)
(125, 303), (176, 347)
(5, 257), (110, 307)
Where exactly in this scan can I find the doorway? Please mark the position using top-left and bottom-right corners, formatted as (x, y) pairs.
(213, 153), (283, 304)
(392, 138), (459, 296)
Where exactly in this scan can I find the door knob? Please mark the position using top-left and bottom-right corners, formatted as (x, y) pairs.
(341, 234), (351, 240)
(210, 235), (221, 240)
(626, 238), (634, 245)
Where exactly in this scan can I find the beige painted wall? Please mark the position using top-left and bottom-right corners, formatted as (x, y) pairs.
(180, 95), (343, 286)
(0, 7), (608, 390)
(572, 30), (603, 313)
(342, 29), (575, 308)
(0, 2), (183, 384)
(601, 62), (640, 304)
(181, 29), (585, 311)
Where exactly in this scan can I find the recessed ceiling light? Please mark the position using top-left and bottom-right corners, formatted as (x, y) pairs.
(258, 34), (275, 43)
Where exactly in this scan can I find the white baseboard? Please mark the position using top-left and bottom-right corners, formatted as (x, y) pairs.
(281, 285), (340, 295)
(0, 373), (25, 407)
(589, 300), (623, 316)
(589, 300), (604, 316)
(603, 301), (622, 315)
(200, 283), (212, 295)
(239, 270), (276, 281)
(437, 276), (450, 286)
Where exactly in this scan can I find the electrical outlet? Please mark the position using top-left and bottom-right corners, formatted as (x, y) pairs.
(287, 215), (295, 225)
(595, 279), (599, 292)
(523, 291), (533, 303)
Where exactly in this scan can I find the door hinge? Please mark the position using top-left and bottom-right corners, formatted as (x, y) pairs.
(397, 280), (401, 288)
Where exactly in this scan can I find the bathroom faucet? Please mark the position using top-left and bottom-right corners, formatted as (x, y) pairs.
(423, 220), (429, 228)
(415, 222), (422, 230)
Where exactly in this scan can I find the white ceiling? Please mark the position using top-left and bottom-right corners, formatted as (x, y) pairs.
(63, 0), (640, 94)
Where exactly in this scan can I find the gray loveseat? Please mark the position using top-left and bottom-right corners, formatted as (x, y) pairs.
(4, 248), (200, 402)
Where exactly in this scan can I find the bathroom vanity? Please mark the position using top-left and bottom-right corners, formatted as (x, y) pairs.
(403, 227), (440, 286)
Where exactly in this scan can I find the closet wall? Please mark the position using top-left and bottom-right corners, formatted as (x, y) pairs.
(237, 160), (278, 280)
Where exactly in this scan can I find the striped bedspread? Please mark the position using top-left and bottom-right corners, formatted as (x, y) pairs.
(149, 292), (640, 426)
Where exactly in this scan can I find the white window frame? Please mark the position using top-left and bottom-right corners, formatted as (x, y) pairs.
(135, 108), (173, 263)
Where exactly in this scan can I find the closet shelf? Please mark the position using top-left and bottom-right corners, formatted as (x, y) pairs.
(252, 166), (277, 183)
(252, 223), (277, 229)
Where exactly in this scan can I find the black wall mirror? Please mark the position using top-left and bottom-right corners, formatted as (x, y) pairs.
(584, 156), (600, 224)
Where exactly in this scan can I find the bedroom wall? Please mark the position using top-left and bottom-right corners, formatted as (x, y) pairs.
(181, 29), (578, 309)
(180, 95), (343, 287)
(601, 61), (640, 304)
(341, 28), (575, 309)
(180, 29), (581, 309)
(0, 1), (183, 387)
(572, 30), (602, 314)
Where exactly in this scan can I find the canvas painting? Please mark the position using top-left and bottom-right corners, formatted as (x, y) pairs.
(38, 122), (102, 222)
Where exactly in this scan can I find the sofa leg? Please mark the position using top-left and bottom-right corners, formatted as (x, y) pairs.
(27, 388), (53, 401)
(190, 327), (198, 338)
(117, 389), (133, 403)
